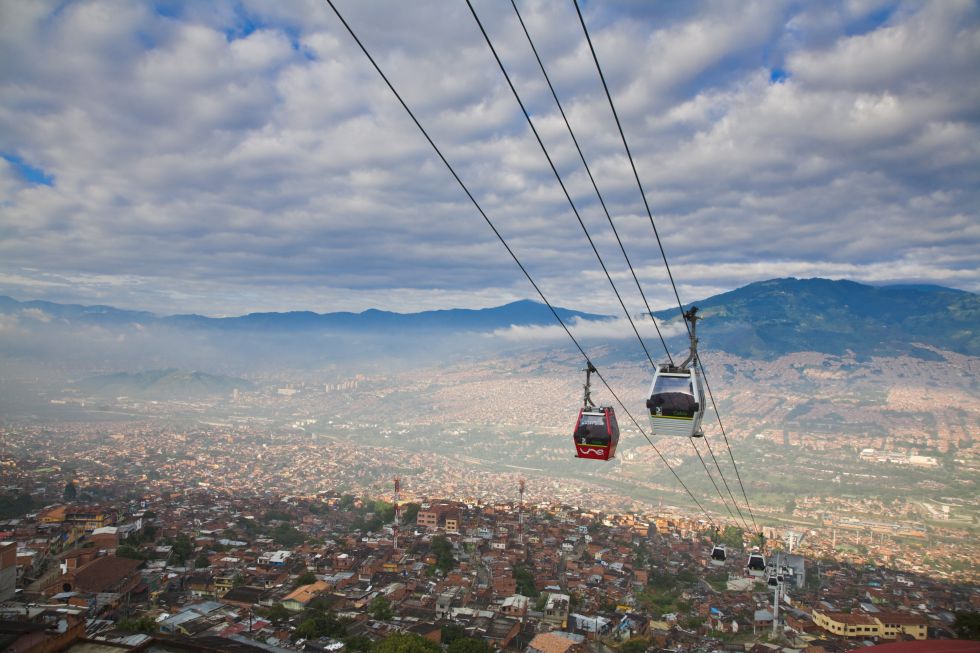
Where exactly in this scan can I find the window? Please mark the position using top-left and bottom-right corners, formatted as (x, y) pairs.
(579, 413), (605, 426)
(653, 375), (693, 395)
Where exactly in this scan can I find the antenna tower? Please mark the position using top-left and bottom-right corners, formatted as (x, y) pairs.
(518, 479), (526, 546)
(393, 477), (401, 550)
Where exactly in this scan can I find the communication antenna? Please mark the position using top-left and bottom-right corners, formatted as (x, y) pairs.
(393, 477), (401, 550)
(518, 479), (526, 546)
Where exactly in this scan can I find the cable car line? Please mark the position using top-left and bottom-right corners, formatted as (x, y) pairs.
(465, 0), (659, 372)
(699, 361), (758, 531)
(689, 438), (739, 525)
(571, 0), (688, 328)
(470, 2), (746, 525)
(510, 2), (750, 532)
(510, 0), (748, 530)
(322, 0), (718, 530)
(509, 0), (673, 366)
(573, 0), (760, 534)
(697, 423), (750, 531)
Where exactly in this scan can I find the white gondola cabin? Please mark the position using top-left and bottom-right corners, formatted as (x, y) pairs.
(746, 552), (766, 577)
(646, 307), (705, 438)
(710, 544), (726, 565)
(646, 365), (704, 437)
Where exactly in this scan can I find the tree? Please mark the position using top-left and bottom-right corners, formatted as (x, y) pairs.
(295, 618), (322, 641)
(446, 638), (490, 653)
(400, 503), (421, 524)
(194, 552), (211, 568)
(371, 632), (441, 653)
(272, 523), (305, 547)
(63, 481), (78, 502)
(171, 533), (194, 566)
(512, 565), (538, 597)
(263, 603), (292, 627)
(719, 526), (745, 551)
(344, 635), (373, 652)
(117, 616), (157, 634)
(619, 638), (651, 653)
(295, 571), (317, 587)
(953, 611), (980, 639)
(0, 491), (34, 520)
(370, 595), (394, 621)
(116, 544), (146, 560)
(431, 535), (455, 573)
(440, 624), (466, 646)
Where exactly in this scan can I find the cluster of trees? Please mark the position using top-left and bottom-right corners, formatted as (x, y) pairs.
(117, 615), (158, 634)
(715, 526), (745, 551)
(372, 631), (488, 653)
(512, 564), (538, 597)
(0, 491), (34, 520)
(430, 535), (455, 574)
(262, 598), (371, 652)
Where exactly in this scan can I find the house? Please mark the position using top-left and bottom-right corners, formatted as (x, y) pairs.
(541, 593), (570, 630)
(283, 581), (330, 611)
(526, 631), (585, 653)
(47, 555), (143, 605)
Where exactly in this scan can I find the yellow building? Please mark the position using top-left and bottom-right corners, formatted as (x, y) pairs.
(213, 574), (236, 596)
(876, 612), (928, 640)
(282, 580), (330, 611)
(39, 505), (67, 525)
(812, 609), (927, 640)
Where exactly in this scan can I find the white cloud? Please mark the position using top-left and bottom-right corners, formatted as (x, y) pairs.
(20, 308), (52, 323)
(489, 315), (687, 345)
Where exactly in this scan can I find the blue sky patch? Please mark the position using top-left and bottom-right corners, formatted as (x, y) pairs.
(770, 68), (790, 84)
(2, 153), (54, 186)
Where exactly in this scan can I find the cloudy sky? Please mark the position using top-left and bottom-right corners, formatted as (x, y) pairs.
(1, 0), (978, 317)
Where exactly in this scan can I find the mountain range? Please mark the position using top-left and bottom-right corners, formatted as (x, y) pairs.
(0, 278), (976, 374)
(652, 278), (979, 359)
(0, 295), (603, 333)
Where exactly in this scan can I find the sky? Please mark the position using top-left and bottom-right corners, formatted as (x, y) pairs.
(1, 0), (978, 317)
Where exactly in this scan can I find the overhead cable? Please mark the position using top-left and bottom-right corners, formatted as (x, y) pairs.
(466, 0), (659, 371)
(509, 0), (673, 366)
(573, 0), (759, 532)
(490, 0), (745, 523)
(322, 0), (719, 529)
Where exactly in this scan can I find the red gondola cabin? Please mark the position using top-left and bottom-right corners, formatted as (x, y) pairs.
(573, 406), (620, 461)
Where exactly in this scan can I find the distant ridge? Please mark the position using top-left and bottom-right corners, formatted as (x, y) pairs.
(2, 278), (977, 361)
(0, 296), (607, 332)
(74, 369), (254, 399)
(651, 277), (978, 359)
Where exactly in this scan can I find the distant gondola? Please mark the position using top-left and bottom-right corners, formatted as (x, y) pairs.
(746, 552), (766, 577)
(647, 307), (705, 438)
(573, 363), (620, 461)
(710, 544), (727, 565)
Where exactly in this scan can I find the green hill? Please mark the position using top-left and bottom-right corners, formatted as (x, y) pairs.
(652, 278), (979, 359)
